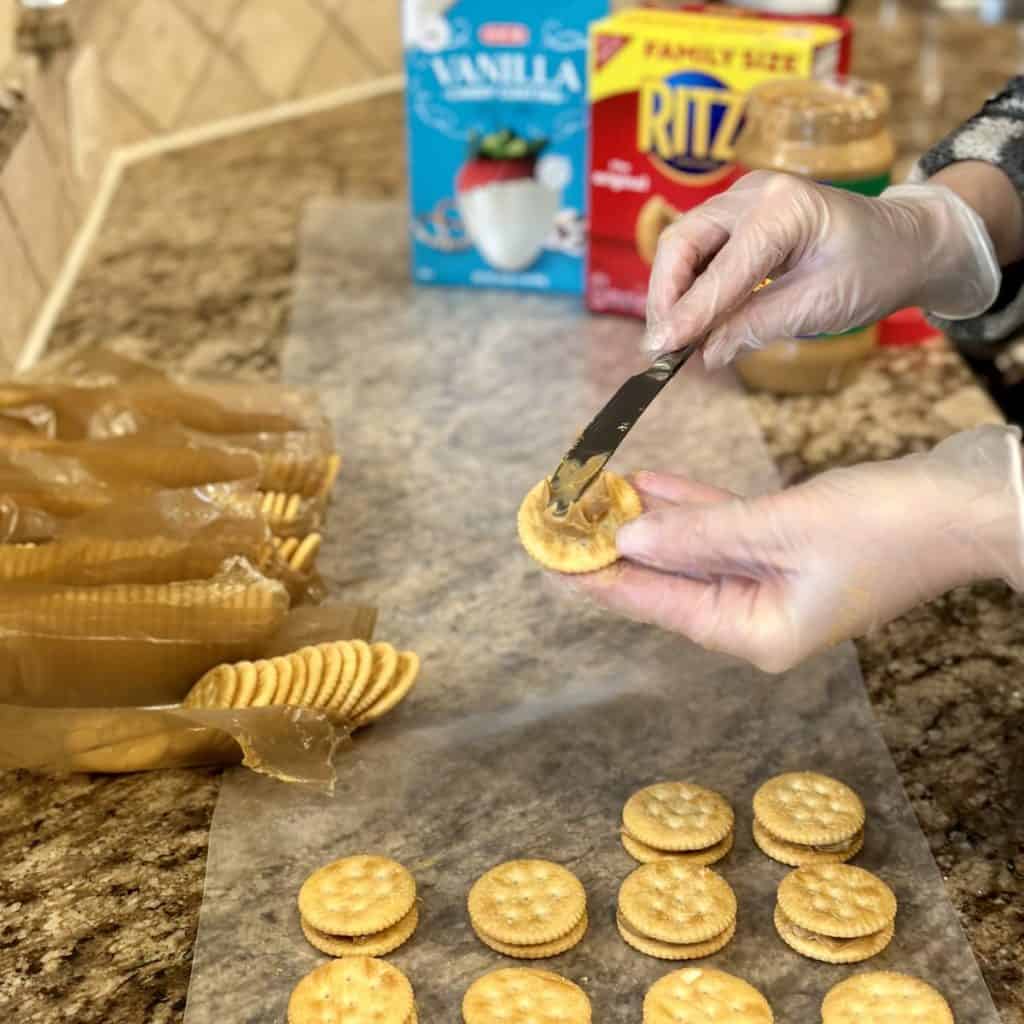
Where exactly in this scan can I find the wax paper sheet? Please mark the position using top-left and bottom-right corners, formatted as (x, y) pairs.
(183, 200), (1000, 1023)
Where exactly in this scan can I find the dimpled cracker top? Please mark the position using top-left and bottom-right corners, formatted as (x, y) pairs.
(517, 472), (642, 574)
(298, 855), (416, 936)
(777, 864), (897, 939)
(619, 862), (737, 944)
(822, 973), (954, 1024)
(643, 968), (774, 1024)
(287, 956), (414, 1024)
(468, 860), (587, 946)
(462, 969), (592, 1024)
(623, 782), (735, 851)
(754, 773), (865, 846)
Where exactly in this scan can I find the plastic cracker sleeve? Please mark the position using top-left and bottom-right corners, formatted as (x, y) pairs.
(0, 601), (379, 788)
(0, 561), (291, 709)
(4, 345), (339, 500)
(0, 485), (319, 603)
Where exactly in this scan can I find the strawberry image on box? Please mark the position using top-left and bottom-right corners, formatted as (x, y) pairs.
(404, 0), (607, 294)
(456, 130), (560, 272)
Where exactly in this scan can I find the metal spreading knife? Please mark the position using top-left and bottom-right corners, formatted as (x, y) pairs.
(546, 342), (700, 516)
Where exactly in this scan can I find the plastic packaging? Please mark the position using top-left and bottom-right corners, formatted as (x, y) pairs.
(0, 560), (289, 708)
(0, 435), (262, 539)
(0, 486), (321, 602)
(181, 200), (999, 1024)
(0, 603), (378, 783)
(2, 347), (338, 497)
(0, 349), (349, 780)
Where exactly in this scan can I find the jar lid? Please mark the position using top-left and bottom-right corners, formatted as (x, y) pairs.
(742, 77), (890, 146)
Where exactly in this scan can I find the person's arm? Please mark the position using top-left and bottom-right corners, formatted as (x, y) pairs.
(929, 161), (1024, 267)
(910, 77), (1024, 352)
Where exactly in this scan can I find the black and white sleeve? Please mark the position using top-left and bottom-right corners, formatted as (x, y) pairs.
(911, 77), (1024, 354)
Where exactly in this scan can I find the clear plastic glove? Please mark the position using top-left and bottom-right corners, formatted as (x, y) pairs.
(645, 171), (1001, 367)
(557, 426), (1024, 674)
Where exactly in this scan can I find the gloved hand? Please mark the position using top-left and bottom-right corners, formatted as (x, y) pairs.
(557, 426), (1024, 673)
(645, 171), (1002, 368)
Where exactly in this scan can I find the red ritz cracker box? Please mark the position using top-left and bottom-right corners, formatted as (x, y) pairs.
(586, 8), (852, 317)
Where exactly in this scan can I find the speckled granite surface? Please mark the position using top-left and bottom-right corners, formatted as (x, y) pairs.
(0, 60), (1022, 1024)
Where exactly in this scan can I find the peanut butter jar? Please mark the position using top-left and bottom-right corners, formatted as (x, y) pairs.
(732, 77), (895, 395)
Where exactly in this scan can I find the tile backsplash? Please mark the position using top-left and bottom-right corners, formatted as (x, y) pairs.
(0, 0), (14, 73)
(0, 0), (402, 365)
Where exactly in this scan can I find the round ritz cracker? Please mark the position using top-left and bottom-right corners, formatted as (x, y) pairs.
(622, 829), (735, 867)
(476, 913), (590, 960)
(291, 532), (322, 572)
(352, 643), (399, 719)
(617, 862), (737, 960)
(618, 915), (737, 962)
(622, 782), (735, 863)
(251, 659), (280, 706)
(310, 643), (344, 709)
(822, 972), (954, 1024)
(773, 905), (894, 965)
(775, 863), (897, 964)
(283, 650), (309, 705)
(228, 661), (257, 706)
(468, 859), (587, 953)
(356, 651), (421, 727)
(463, 968), (592, 1024)
(643, 967), (774, 1024)
(295, 645), (326, 705)
(322, 641), (359, 716)
(299, 855), (417, 938)
(753, 772), (865, 866)
(301, 905), (419, 958)
(182, 663), (237, 708)
(269, 655), (294, 705)
(287, 956), (415, 1024)
(517, 471), (643, 574)
(753, 820), (864, 868)
(334, 639), (374, 721)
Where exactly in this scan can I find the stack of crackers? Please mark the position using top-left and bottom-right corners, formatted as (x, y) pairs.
(621, 782), (735, 865)
(774, 863), (898, 964)
(617, 862), (738, 960)
(182, 640), (421, 732)
(753, 772), (865, 867)
(297, 855), (419, 958)
(468, 860), (589, 959)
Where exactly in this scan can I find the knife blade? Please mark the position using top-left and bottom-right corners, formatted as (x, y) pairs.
(546, 342), (700, 516)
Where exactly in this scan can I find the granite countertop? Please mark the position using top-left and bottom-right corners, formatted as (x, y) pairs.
(1, 16), (1023, 1023)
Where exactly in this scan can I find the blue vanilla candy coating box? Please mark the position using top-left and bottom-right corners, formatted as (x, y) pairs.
(403, 0), (607, 294)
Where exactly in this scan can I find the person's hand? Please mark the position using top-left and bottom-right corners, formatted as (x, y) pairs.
(556, 427), (1024, 673)
(645, 171), (1001, 368)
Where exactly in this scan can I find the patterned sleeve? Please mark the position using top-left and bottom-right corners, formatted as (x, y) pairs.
(910, 77), (1024, 355)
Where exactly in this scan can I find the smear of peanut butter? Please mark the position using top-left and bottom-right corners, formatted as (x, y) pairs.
(542, 472), (613, 538)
